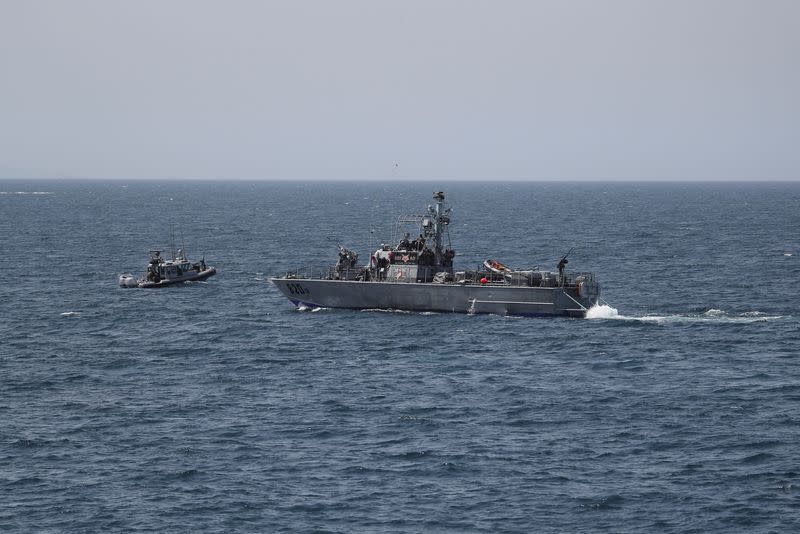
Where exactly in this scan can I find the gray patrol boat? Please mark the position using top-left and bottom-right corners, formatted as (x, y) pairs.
(120, 248), (216, 288)
(270, 192), (600, 317)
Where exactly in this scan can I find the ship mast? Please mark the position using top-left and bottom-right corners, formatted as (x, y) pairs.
(429, 191), (450, 266)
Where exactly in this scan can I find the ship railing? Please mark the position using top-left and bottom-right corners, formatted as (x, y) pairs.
(280, 265), (370, 281)
(281, 265), (325, 280)
(456, 268), (595, 288)
(327, 266), (370, 281)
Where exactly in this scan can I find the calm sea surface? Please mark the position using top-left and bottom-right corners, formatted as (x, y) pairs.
(1, 180), (798, 533)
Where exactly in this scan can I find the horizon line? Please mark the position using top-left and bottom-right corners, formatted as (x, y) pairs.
(2, 176), (799, 183)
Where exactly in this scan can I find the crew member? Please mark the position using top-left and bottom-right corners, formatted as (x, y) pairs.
(557, 257), (568, 285)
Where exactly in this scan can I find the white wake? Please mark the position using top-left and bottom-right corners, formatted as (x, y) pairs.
(585, 304), (783, 324)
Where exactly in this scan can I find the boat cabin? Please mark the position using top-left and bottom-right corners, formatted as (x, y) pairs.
(146, 257), (197, 282)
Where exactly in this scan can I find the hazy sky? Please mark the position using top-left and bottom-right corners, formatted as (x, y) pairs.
(1, 0), (798, 181)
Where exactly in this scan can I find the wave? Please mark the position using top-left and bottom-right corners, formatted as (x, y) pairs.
(0, 191), (53, 195)
(360, 308), (413, 314)
(585, 304), (622, 320)
(296, 304), (327, 312)
(586, 304), (785, 325)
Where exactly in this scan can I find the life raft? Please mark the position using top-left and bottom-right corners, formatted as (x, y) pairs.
(483, 259), (511, 274)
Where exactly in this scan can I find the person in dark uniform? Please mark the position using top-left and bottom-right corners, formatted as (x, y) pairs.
(557, 257), (568, 285)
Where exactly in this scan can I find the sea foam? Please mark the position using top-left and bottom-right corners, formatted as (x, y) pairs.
(585, 304), (620, 320)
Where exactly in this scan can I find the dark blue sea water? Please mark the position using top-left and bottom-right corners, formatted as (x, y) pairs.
(1, 180), (799, 533)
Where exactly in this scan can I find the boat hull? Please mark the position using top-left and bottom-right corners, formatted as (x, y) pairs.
(270, 278), (597, 317)
(137, 268), (217, 288)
